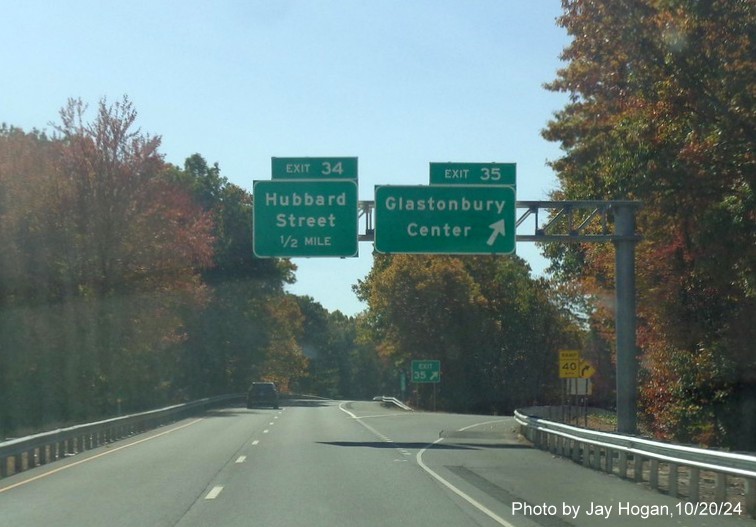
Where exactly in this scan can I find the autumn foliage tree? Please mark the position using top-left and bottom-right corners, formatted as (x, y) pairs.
(357, 254), (577, 412)
(1, 97), (371, 437)
(543, 0), (754, 447)
(0, 97), (218, 433)
(164, 153), (309, 396)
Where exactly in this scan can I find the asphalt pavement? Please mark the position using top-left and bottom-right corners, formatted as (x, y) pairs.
(0, 399), (750, 527)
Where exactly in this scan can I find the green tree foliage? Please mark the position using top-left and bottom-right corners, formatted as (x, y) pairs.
(0, 98), (215, 434)
(543, 0), (755, 447)
(164, 153), (305, 396)
(295, 296), (389, 399)
(356, 254), (577, 413)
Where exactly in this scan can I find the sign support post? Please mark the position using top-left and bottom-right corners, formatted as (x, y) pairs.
(614, 204), (638, 434)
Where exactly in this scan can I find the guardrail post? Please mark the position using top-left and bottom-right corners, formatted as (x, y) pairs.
(745, 478), (756, 518)
(634, 455), (644, 483)
(604, 447), (613, 474)
(649, 459), (659, 489)
(715, 473), (727, 502)
(689, 467), (700, 501)
(618, 451), (628, 478)
(668, 463), (679, 497)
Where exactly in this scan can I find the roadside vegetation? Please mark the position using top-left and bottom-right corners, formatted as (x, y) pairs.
(542, 0), (754, 450)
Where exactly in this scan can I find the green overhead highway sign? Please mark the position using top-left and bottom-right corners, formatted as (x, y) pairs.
(411, 360), (441, 383)
(253, 179), (358, 257)
(374, 185), (516, 254)
(429, 162), (516, 186)
(272, 157), (358, 180)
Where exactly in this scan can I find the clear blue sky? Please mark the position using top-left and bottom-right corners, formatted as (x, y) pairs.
(2, 0), (571, 316)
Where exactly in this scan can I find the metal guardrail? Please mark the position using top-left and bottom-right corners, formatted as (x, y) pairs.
(0, 394), (244, 479)
(379, 396), (413, 411)
(514, 408), (756, 518)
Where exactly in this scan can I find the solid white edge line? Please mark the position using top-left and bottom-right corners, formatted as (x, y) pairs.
(337, 402), (358, 419)
(416, 439), (516, 527)
(339, 402), (515, 526)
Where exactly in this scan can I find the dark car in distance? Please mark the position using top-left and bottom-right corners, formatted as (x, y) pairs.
(246, 382), (279, 409)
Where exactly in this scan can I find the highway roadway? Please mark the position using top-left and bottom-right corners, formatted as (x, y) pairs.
(0, 399), (749, 527)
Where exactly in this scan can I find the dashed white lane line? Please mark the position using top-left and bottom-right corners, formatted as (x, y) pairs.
(235, 456), (246, 464)
(252, 440), (260, 446)
(205, 486), (224, 500)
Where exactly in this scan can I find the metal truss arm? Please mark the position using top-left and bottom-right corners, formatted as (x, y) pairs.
(359, 200), (641, 243)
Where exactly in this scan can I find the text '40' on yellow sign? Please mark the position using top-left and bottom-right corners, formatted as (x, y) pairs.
(559, 350), (596, 379)
(559, 350), (581, 379)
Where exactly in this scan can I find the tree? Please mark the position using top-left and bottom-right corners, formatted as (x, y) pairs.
(0, 98), (217, 433)
(168, 154), (301, 397)
(293, 296), (387, 399)
(543, 0), (755, 446)
(356, 254), (577, 412)
(0, 125), (61, 435)
(463, 256), (580, 411)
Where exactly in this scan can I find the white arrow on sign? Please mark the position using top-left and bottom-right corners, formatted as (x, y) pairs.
(486, 219), (506, 246)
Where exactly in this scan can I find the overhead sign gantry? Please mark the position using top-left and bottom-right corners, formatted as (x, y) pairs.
(252, 157), (641, 434)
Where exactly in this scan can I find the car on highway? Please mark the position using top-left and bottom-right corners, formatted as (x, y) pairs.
(246, 382), (280, 409)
